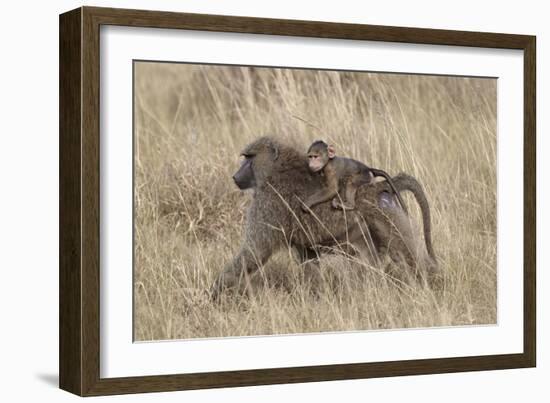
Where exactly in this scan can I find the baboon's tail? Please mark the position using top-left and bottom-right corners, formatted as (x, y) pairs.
(391, 173), (436, 261)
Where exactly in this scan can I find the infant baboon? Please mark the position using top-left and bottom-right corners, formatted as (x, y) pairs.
(303, 140), (407, 213)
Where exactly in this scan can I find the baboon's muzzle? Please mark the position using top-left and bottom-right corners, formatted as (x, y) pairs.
(232, 159), (255, 190)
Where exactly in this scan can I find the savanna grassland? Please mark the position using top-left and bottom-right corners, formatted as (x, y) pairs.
(133, 62), (497, 341)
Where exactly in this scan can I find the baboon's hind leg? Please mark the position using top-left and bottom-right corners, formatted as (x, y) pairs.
(332, 177), (365, 210)
(345, 217), (383, 267)
(293, 245), (323, 288)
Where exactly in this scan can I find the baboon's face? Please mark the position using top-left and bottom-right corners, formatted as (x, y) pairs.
(233, 155), (256, 190)
(232, 138), (279, 189)
(307, 146), (329, 172)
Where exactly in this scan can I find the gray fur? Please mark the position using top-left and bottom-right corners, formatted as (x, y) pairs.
(211, 137), (438, 298)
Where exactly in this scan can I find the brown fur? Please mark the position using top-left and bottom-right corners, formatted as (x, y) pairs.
(304, 140), (407, 213)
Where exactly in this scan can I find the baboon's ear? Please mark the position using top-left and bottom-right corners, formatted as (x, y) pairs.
(327, 145), (336, 159)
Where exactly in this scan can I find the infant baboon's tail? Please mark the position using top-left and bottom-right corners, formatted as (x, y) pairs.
(391, 173), (436, 262)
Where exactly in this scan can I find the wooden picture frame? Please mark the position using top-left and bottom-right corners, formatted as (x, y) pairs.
(59, 6), (536, 396)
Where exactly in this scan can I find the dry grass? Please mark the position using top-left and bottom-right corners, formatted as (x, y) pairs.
(133, 62), (497, 341)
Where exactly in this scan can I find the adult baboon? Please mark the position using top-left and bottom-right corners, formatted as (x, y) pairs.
(211, 136), (438, 298)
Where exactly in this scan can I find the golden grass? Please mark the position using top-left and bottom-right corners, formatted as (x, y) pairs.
(133, 62), (497, 341)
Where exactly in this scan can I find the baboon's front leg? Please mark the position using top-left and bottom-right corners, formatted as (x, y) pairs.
(211, 238), (274, 299)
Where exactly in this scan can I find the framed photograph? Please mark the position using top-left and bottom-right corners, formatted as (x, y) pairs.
(59, 6), (536, 396)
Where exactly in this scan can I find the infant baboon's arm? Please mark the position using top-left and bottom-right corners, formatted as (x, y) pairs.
(303, 163), (340, 210)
